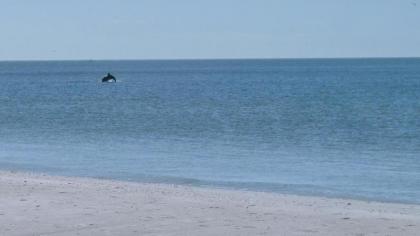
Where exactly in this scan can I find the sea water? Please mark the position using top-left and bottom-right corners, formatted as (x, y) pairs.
(1, 59), (419, 204)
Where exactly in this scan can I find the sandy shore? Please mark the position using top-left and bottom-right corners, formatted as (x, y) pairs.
(0, 171), (419, 236)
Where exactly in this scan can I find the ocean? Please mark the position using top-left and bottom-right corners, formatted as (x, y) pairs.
(1, 58), (419, 204)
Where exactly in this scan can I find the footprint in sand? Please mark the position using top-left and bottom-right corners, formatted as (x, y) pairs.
(242, 225), (257, 229)
(300, 229), (318, 233)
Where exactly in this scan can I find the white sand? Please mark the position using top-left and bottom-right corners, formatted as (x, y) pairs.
(0, 171), (419, 236)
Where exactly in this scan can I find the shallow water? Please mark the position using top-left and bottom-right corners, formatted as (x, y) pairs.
(1, 59), (420, 203)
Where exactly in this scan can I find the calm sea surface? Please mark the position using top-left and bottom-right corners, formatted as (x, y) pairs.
(1, 59), (419, 203)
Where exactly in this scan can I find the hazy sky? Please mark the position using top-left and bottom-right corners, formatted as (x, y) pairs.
(1, 0), (419, 60)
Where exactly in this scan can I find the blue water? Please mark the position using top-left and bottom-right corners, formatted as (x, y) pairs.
(1, 59), (420, 204)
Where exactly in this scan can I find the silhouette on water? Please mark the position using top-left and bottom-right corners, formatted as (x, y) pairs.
(102, 73), (116, 83)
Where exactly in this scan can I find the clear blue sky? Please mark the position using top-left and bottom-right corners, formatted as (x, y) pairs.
(1, 0), (419, 60)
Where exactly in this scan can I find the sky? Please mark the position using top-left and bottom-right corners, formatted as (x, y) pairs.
(0, 0), (420, 60)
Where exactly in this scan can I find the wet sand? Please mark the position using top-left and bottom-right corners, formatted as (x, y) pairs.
(0, 170), (419, 235)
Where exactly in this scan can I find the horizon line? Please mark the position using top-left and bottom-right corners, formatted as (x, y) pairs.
(1, 56), (420, 62)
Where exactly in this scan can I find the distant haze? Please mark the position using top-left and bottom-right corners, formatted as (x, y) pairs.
(1, 0), (420, 60)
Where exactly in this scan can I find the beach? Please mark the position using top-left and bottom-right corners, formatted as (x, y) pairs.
(2, 1), (420, 235)
(0, 171), (419, 236)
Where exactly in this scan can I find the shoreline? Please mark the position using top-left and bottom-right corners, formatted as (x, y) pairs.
(1, 167), (416, 206)
(1, 170), (419, 235)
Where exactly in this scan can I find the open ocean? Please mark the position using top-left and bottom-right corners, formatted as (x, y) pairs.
(1, 58), (419, 204)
